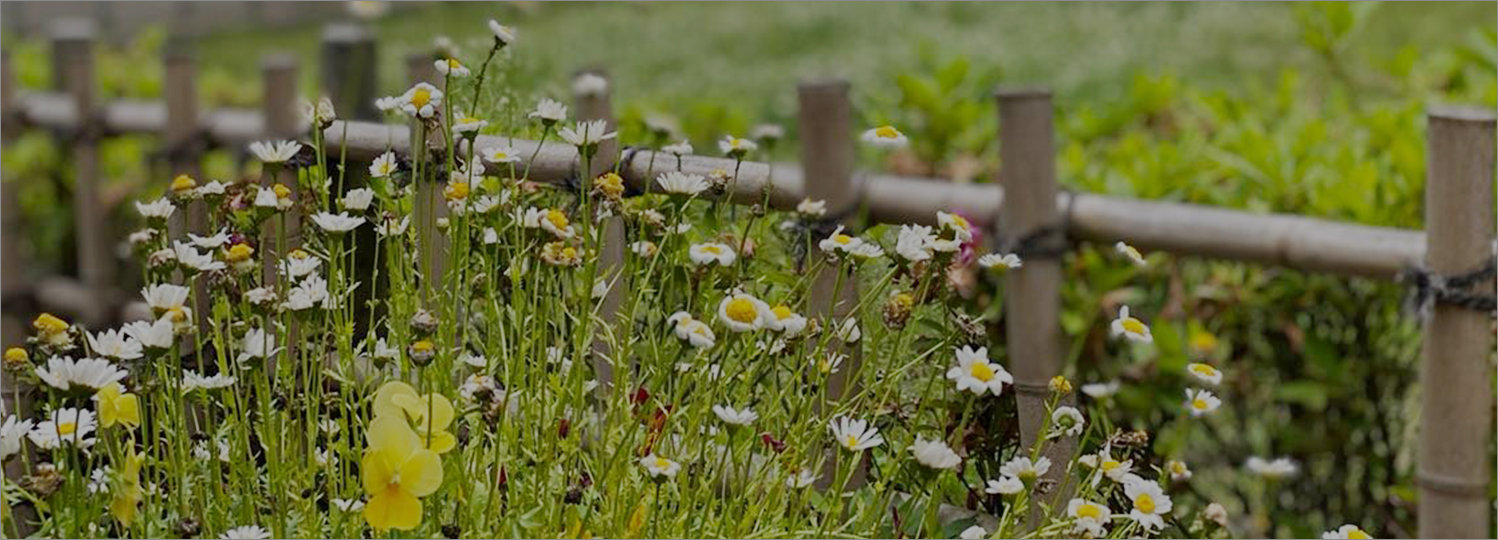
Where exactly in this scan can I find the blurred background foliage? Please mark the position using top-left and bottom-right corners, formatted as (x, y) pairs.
(3, 2), (1495, 537)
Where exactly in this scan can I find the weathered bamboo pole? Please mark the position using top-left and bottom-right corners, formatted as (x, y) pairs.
(798, 78), (865, 490)
(575, 70), (624, 392)
(163, 43), (211, 337)
(259, 55), (300, 283)
(1, 50), (27, 355)
(12, 97), (1428, 280)
(53, 19), (111, 325)
(1416, 105), (1495, 539)
(995, 88), (1075, 518)
(321, 23), (379, 121)
(405, 51), (448, 306)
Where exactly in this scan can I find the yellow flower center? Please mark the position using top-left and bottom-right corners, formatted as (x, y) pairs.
(653, 457), (669, 469)
(1102, 459), (1121, 472)
(844, 435), (859, 449)
(34, 313), (68, 335)
(724, 298), (759, 324)
(545, 210), (570, 230)
(1134, 493), (1156, 514)
(950, 214), (970, 230)
(3, 347), (26, 364)
(58, 421), (77, 436)
(167, 306), (187, 323)
(701, 245), (722, 254)
(1121, 318), (1147, 335)
(289, 249), (309, 260)
(412, 340), (435, 353)
(1077, 504), (1102, 520)
(492, 152), (508, 160)
(1347, 529), (1369, 540)
(1192, 398), (1209, 410)
(772, 305), (793, 320)
(411, 87), (431, 108)
(833, 234), (853, 245)
(1170, 462), (1187, 474)
(1190, 331), (1218, 351)
(171, 174), (197, 193)
(447, 59), (461, 70)
(445, 181), (470, 201)
(561, 247), (578, 259)
(969, 361), (996, 382)
(874, 125), (900, 139)
(225, 244), (254, 263)
(1190, 364), (1218, 377)
(272, 184), (292, 199)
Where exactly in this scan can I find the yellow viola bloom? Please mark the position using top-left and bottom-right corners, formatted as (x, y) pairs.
(373, 381), (457, 453)
(96, 383), (141, 429)
(109, 452), (145, 527)
(362, 416), (443, 531)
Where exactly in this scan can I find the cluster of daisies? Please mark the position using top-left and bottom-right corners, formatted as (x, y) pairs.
(0, 15), (1377, 540)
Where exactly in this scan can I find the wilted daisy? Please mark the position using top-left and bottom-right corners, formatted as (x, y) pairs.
(1115, 241), (1147, 266)
(689, 242), (737, 267)
(668, 312), (717, 348)
(182, 370), (236, 392)
(341, 188), (375, 212)
(237, 328), (279, 364)
(1110, 305), (1152, 343)
(248, 140), (301, 163)
(718, 135), (757, 158)
(910, 436), (962, 470)
(488, 19), (516, 46)
(639, 453), (680, 480)
(861, 125), (907, 148)
(1081, 380), (1120, 399)
(369, 151), (399, 177)
(36, 356), (128, 393)
(1000, 456), (1051, 485)
(311, 211), (365, 233)
(978, 252), (1023, 271)
(662, 140), (693, 156)
(540, 241), (583, 266)
(400, 82), (443, 118)
(29, 407), (96, 449)
(1167, 459), (1192, 481)
(1186, 362), (1223, 385)
(558, 119), (616, 150)
(833, 318), (862, 343)
(1184, 388), (1221, 417)
(657, 171), (709, 196)
(985, 475), (1024, 495)
(1123, 477), (1173, 531)
(219, 525), (272, 540)
(377, 215), (411, 237)
(718, 292), (773, 332)
(529, 98), (567, 125)
(434, 57), (470, 77)
(135, 197), (176, 220)
(946, 345), (1013, 397)
(1067, 498), (1113, 537)
(1323, 524), (1374, 539)
(1245, 456), (1298, 479)
(828, 416), (884, 452)
(122, 318), (174, 350)
(2, 415), (35, 461)
(1050, 406), (1085, 438)
(712, 405), (758, 426)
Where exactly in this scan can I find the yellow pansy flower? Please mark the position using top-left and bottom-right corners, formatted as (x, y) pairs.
(373, 381), (457, 453)
(95, 383), (141, 429)
(362, 416), (443, 531)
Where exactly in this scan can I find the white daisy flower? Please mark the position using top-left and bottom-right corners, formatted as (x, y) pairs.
(458, 352), (487, 369)
(978, 252), (1023, 271)
(945, 345), (1013, 397)
(279, 250), (321, 278)
(188, 228), (232, 249)
(861, 125), (907, 148)
(818, 226), (868, 256)
(1050, 406), (1085, 438)
(1123, 476), (1173, 532)
(310, 211), (365, 233)
(689, 242), (737, 266)
(814, 352), (846, 375)
(911, 436), (961, 470)
(536, 208), (574, 239)
(174, 241), (226, 272)
(1080, 380), (1121, 399)
(282, 275), (331, 311)
(220, 525), (272, 540)
(796, 198), (827, 217)
(667, 312), (717, 349)
(657, 171), (709, 196)
(482, 227), (499, 245)
(1088, 448), (1134, 485)
(999, 456), (1051, 484)
(2, 414), (35, 461)
(529, 98), (567, 125)
(28, 407), (96, 449)
(985, 475), (1024, 495)
(341, 188), (375, 212)
(88, 329), (143, 361)
(750, 123), (784, 142)
(374, 95), (403, 113)
(452, 112), (487, 134)
(135, 197), (176, 220)
(639, 453), (680, 479)
(434, 57), (470, 77)
(662, 140), (693, 156)
(572, 73), (609, 98)
(718, 293), (772, 332)
(237, 328), (280, 364)
(1323, 524), (1374, 539)
(712, 405), (758, 426)
(372, 338), (399, 360)
(1184, 388), (1221, 417)
(1110, 305), (1152, 343)
(718, 135), (757, 157)
(1186, 362), (1223, 386)
(35, 356), (127, 392)
(87, 466), (112, 494)
(194, 180), (227, 198)
(935, 211), (974, 242)
(122, 318), (174, 350)
(785, 468), (818, 489)
(1167, 459), (1192, 482)
(376, 216), (411, 237)
(369, 151), (399, 178)
(332, 498), (366, 513)
(248, 140), (300, 163)
(630, 241), (658, 257)
(1245, 456), (1298, 479)
(828, 416), (883, 452)
(399, 82), (443, 118)
(895, 224), (936, 262)
(1067, 498), (1113, 537)
(558, 119), (616, 149)
(482, 145), (521, 164)
(182, 370), (236, 392)
(834, 318), (862, 343)
(766, 305), (808, 337)
(1115, 241), (1147, 267)
(487, 20), (516, 45)
(959, 525), (987, 540)
(253, 185), (293, 210)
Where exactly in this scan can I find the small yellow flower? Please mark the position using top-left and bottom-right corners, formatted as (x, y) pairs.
(33, 313), (72, 347)
(108, 451), (145, 527)
(170, 174), (197, 194)
(224, 244), (254, 264)
(374, 381), (457, 454)
(444, 181), (470, 201)
(362, 416), (444, 531)
(4, 347), (29, 367)
(541, 241), (583, 266)
(595, 172), (624, 200)
(1189, 328), (1218, 357)
(1049, 375), (1073, 395)
(272, 183), (292, 200)
(95, 383), (141, 429)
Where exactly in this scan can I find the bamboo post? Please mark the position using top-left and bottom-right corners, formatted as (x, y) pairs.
(1416, 105), (1495, 539)
(995, 87), (1074, 511)
(1, 48), (40, 536)
(163, 42), (210, 335)
(575, 69), (623, 392)
(798, 78), (863, 489)
(53, 19), (110, 325)
(259, 54), (300, 283)
(406, 52), (447, 306)
(320, 23), (378, 121)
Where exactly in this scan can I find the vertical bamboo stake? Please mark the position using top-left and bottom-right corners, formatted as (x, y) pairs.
(1, 48), (39, 536)
(259, 55), (299, 283)
(575, 69), (622, 392)
(321, 22), (379, 121)
(406, 52), (447, 305)
(1417, 105), (1495, 539)
(53, 19), (110, 325)
(995, 87), (1074, 512)
(163, 43), (210, 335)
(799, 78), (863, 488)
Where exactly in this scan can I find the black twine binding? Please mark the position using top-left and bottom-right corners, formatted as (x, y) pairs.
(1398, 256), (1497, 316)
(997, 188), (1077, 260)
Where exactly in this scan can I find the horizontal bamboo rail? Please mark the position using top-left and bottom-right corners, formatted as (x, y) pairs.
(10, 92), (1426, 280)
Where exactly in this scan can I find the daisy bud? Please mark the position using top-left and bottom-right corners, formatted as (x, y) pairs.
(410, 310), (439, 336)
(883, 291), (914, 329)
(408, 339), (437, 366)
(3, 347), (30, 371)
(1049, 375), (1073, 395)
(169, 174), (199, 200)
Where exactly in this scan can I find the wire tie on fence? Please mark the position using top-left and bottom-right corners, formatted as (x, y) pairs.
(1398, 256), (1497, 317)
(1416, 469), (1490, 497)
